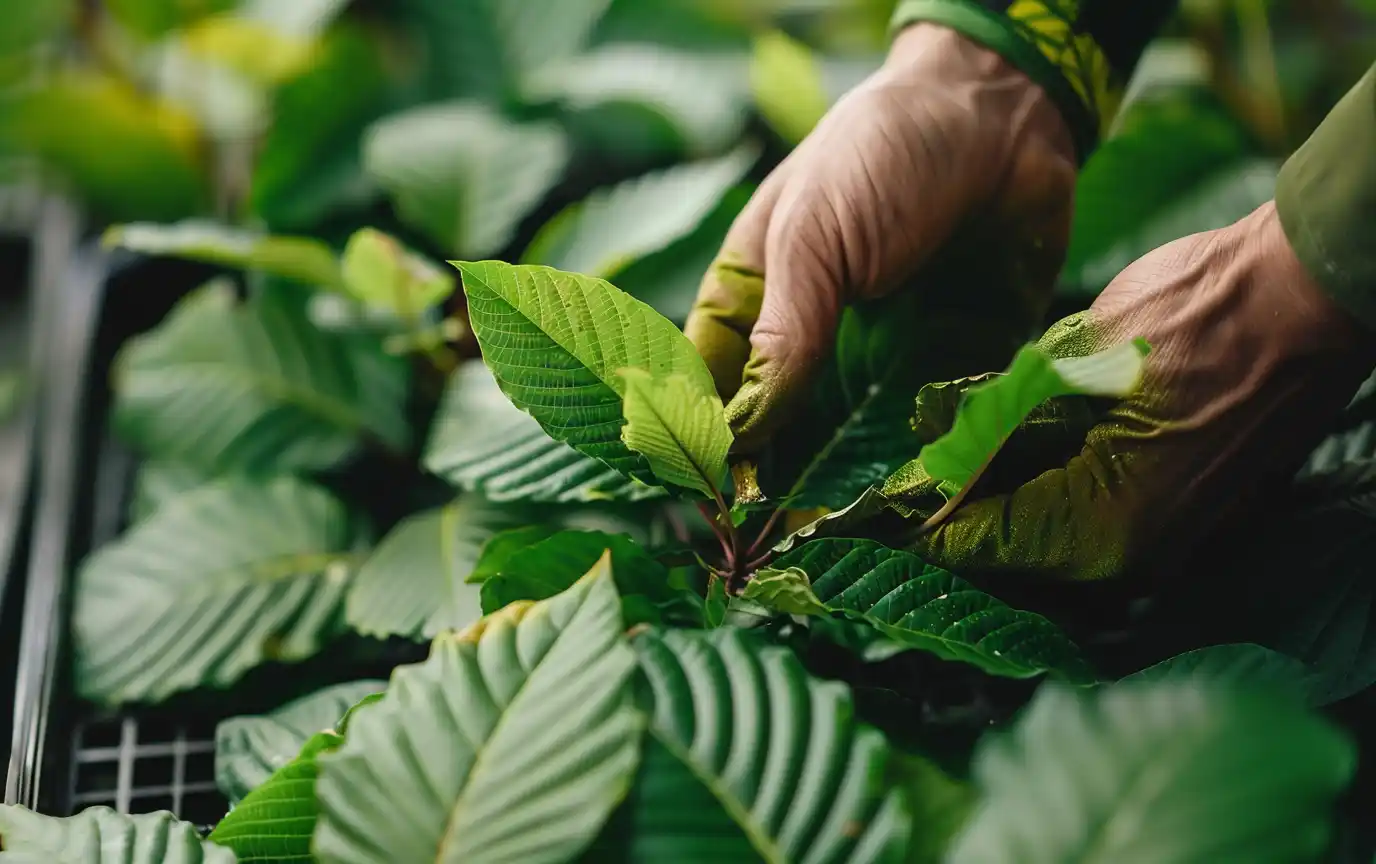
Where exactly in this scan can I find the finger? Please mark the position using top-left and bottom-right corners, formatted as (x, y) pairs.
(724, 181), (847, 453)
(684, 168), (788, 402)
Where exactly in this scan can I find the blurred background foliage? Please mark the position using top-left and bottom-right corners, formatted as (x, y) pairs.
(0, 0), (1372, 318)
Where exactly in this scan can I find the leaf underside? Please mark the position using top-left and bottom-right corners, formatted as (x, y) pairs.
(618, 368), (731, 497)
(0, 806), (235, 863)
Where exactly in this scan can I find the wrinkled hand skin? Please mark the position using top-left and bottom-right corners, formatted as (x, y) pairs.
(685, 23), (1077, 453)
(899, 202), (1376, 585)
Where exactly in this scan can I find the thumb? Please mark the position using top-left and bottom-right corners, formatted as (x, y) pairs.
(725, 185), (847, 453)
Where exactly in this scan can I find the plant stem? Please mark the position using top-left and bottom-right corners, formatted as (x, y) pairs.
(745, 507), (786, 559)
(697, 500), (735, 566)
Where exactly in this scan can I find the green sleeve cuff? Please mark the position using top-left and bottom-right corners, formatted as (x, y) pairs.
(1276, 63), (1376, 332)
(890, 0), (1099, 163)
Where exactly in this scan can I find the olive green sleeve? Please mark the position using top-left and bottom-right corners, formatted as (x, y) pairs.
(1275, 63), (1376, 332)
(890, 0), (1179, 163)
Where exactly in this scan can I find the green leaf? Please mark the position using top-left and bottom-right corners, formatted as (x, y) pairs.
(104, 0), (234, 38)
(458, 261), (719, 488)
(469, 525), (566, 583)
(103, 221), (342, 289)
(423, 362), (665, 504)
(586, 628), (911, 861)
(479, 530), (673, 623)
(250, 26), (389, 231)
(315, 555), (643, 863)
(403, 0), (610, 102)
(524, 146), (755, 279)
(1121, 644), (1313, 701)
(216, 679), (387, 803)
(346, 497), (537, 640)
(1061, 87), (1258, 296)
(364, 103), (569, 258)
(128, 460), (218, 524)
(894, 339), (1149, 499)
(113, 280), (411, 474)
(703, 576), (727, 628)
(3, 73), (207, 222)
(209, 729), (341, 862)
(74, 477), (365, 705)
(521, 44), (752, 155)
(750, 30), (829, 145)
(739, 567), (831, 616)
(766, 539), (1094, 682)
(0, 807), (235, 864)
(618, 368), (732, 497)
(946, 681), (1354, 863)
(339, 227), (455, 314)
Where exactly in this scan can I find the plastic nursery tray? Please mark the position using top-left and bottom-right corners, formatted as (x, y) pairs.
(3, 217), (233, 826)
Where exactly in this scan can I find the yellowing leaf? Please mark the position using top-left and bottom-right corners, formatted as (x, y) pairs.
(751, 30), (829, 146)
(618, 367), (732, 497)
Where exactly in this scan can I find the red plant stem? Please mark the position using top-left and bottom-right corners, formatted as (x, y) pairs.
(697, 500), (735, 566)
(744, 551), (774, 573)
(745, 507), (786, 559)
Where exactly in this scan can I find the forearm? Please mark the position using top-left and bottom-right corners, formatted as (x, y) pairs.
(891, 0), (1179, 161)
(1275, 63), (1376, 332)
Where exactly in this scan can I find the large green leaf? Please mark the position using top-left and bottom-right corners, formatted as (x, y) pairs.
(113, 281), (410, 474)
(210, 729), (340, 863)
(346, 497), (537, 640)
(585, 627), (913, 861)
(363, 103), (569, 258)
(945, 681), (1354, 862)
(0, 806), (236, 864)
(423, 362), (664, 504)
(459, 261), (719, 488)
(216, 679), (387, 803)
(250, 26), (389, 231)
(751, 30), (829, 145)
(523, 44), (752, 154)
(1121, 644), (1312, 701)
(886, 339), (1148, 501)
(619, 368), (732, 497)
(3, 72), (208, 221)
(478, 529), (683, 625)
(524, 146), (755, 279)
(402, 0), (610, 102)
(128, 460), (218, 524)
(103, 221), (342, 289)
(314, 555), (642, 863)
(74, 477), (365, 705)
(762, 539), (1094, 682)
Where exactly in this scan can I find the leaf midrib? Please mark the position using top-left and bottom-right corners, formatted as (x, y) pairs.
(135, 359), (367, 435)
(785, 380), (885, 504)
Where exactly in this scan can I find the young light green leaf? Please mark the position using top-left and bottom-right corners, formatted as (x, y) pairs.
(74, 477), (365, 705)
(364, 103), (569, 258)
(114, 281), (410, 474)
(750, 30), (830, 145)
(900, 339), (1150, 499)
(478, 529), (685, 625)
(739, 566), (830, 616)
(766, 538), (1095, 682)
(216, 679), (387, 803)
(423, 362), (664, 504)
(946, 682), (1354, 863)
(103, 220), (342, 289)
(0, 806), (236, 864)
(523, 146), (756, 279)
(341, 227), (454, 314)
(209, 729), (342, 861)
(583, 628), (912, 861)
(703, 576), (727, 629)
(346, 497), (538, 641)
(618, 368), (732, 497)
(458, 261), (719, 488)
(315, 555), (643, 864)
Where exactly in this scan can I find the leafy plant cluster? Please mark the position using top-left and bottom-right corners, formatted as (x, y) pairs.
(4, 1), (1376, 862)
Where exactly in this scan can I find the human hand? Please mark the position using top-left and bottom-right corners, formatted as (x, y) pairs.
(685, 23), (1078, 453)
(895, 201), (1376, 585)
